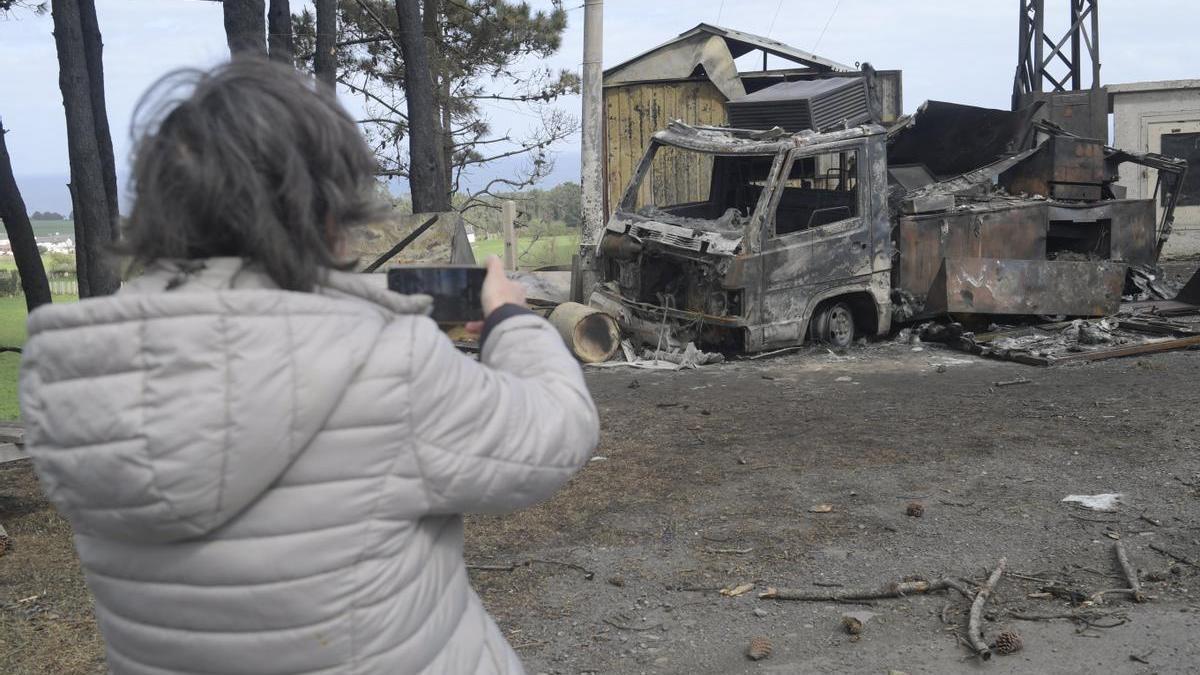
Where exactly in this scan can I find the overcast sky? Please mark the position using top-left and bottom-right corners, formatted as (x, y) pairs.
(1, 0), (1195, 213)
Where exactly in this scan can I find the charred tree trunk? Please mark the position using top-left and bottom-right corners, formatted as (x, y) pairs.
(422, 0), (451, 195)
(313, 0), (336, 87)
(267, 0), (293, 65)
(0, 122), (52, 312)
(395, 0), (450, 212)
(78, 0), (118, 241)
(51, 0), (119, 297)
(223, 0), (266, 56)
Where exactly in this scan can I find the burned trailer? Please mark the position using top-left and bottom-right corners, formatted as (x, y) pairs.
(590, 121), (893, 353)
(888, 103), (1187, 323)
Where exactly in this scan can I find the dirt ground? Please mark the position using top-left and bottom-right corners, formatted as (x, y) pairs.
(3, 338), (1200, 674)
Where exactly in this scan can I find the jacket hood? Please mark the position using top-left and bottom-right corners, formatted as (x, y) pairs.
(20, 259), (430, 543)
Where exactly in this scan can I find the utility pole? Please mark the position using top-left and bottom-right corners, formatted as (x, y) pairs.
(574, 0), (603, 301)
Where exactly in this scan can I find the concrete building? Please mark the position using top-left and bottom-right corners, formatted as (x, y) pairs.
(1109, 80), (1200, 258)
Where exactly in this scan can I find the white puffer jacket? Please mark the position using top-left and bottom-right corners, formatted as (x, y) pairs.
(19, 258), (599, 675)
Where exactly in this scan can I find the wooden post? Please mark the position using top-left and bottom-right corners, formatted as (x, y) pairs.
(502, 200), (517, 270)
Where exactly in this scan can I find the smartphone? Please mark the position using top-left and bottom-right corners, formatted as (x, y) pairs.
(387, 265), (485, 323)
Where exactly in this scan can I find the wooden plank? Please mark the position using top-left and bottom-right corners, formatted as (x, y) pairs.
(0, 424), (23, 445)
(1048, 334), (1200, 364)
(0, 444), (27, 466)
(604, 89), (622, 216)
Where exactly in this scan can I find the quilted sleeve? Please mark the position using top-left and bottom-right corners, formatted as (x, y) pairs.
(406, 314), (599, 515)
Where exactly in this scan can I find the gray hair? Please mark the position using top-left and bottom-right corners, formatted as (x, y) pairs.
(123, 58), (385, 291)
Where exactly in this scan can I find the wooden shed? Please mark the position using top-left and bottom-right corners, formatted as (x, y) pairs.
(603, 24), (902, 217)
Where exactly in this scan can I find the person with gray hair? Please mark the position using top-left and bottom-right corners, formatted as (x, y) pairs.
(19, 58), (599, 674)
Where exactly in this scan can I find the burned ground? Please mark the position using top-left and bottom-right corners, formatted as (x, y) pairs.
(465, 346), (1200, 674)
(2, 341), (1200, 674)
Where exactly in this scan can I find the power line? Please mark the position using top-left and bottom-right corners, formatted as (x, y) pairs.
(766, 0), (784, 37)
(716, 0), (725, 24)
(812, 0), (844, 53)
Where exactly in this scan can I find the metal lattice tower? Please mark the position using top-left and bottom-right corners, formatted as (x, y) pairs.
(1012, 0), (1101, 109)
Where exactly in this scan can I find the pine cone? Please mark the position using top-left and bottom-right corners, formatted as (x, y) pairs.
(991, 630), (1023, 655)
(746, 636), (772, 661)
(906, 502), (925, 517)
(841, 616), (863, 635)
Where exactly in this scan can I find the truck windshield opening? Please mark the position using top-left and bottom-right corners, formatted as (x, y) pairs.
(627, 143), (776, 230)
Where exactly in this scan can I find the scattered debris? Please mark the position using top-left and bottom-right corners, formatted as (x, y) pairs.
(752, 607), (768, 618)
(905, 502), (925, 518)
(967, 558), (1006, 661)
(760, 577), (971, 602)
(705, 547), (754, 555)
(1062, 493), (1123, 512)
(721, 583), (755, 597)
(841, 610), (876, 637)
(994, 377), (1032, 387)
(841, 614), (864, 636)
(464, 558), (595, 579)
(1114, 540), (1145, 603)
(809, 504), (834, 513)
(0, 523), (9, 557)
(746, 636), (772, 661)
(1148, 543), (1200, 569)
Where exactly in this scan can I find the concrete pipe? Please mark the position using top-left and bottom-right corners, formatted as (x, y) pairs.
(548, 302), (621, 363)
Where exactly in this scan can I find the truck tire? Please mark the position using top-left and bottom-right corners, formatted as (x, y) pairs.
(813, 301), (856, 348)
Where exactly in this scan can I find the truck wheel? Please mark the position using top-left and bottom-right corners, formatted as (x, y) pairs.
(814, 301), (856, 348)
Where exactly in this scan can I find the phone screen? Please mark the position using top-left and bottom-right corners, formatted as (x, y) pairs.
(387, 265), (486, 323)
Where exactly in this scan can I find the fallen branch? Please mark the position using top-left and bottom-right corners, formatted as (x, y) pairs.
(1114, 540), (1145, 602)
(994, 377), (1032, 387)
(1149, 544), (1200, 569)
(760, 577), (972, 602)
(968, 558), (1006, 661)
(466, 563), (517, 572)
(465, 558), (596, 579)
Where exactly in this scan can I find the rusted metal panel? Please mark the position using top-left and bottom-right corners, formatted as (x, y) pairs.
(925, 258), (1125, 317)
(1048, 199), (1157, 265)
(1001, 135), (1105, 198)
(894, 202), (1049, 303)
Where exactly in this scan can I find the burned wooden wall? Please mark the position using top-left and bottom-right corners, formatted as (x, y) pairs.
(604, 79), (726, 217)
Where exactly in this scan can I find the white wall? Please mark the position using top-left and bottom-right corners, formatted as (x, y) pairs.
(1110, 81), (1200, 259)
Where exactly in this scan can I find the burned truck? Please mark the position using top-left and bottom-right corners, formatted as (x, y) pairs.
(589, 98), (1186, 353)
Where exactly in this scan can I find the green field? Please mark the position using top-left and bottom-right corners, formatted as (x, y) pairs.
(0, 253), (76, 273)
(29, 219), (75, 238)
(0, 295), (77, 421)
(471, 233), (578, 269)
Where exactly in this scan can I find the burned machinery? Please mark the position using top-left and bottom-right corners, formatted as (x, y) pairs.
(588, 98), (1187, 354)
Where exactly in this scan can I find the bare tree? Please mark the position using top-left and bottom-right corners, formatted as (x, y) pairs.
(393, 0), (450, 212)
(223, 0), (266, 55)
(268, 0), (294, 64)
(0, 121), (52, 311)
(51, 0), (119, 297)
(313, 0), (337, 86)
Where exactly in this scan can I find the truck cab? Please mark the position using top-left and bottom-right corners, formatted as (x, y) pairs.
(591, 122), (893, 353)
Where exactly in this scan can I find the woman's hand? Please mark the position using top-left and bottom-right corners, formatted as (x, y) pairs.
(465, 256), (526, 334)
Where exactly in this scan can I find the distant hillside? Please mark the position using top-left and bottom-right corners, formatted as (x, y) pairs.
(13, 148), (584, 217)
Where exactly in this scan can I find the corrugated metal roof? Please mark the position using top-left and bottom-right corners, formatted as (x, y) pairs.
(604, 23), (854, 78)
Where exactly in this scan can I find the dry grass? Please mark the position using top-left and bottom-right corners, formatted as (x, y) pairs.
(0, 463), (105, 674)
